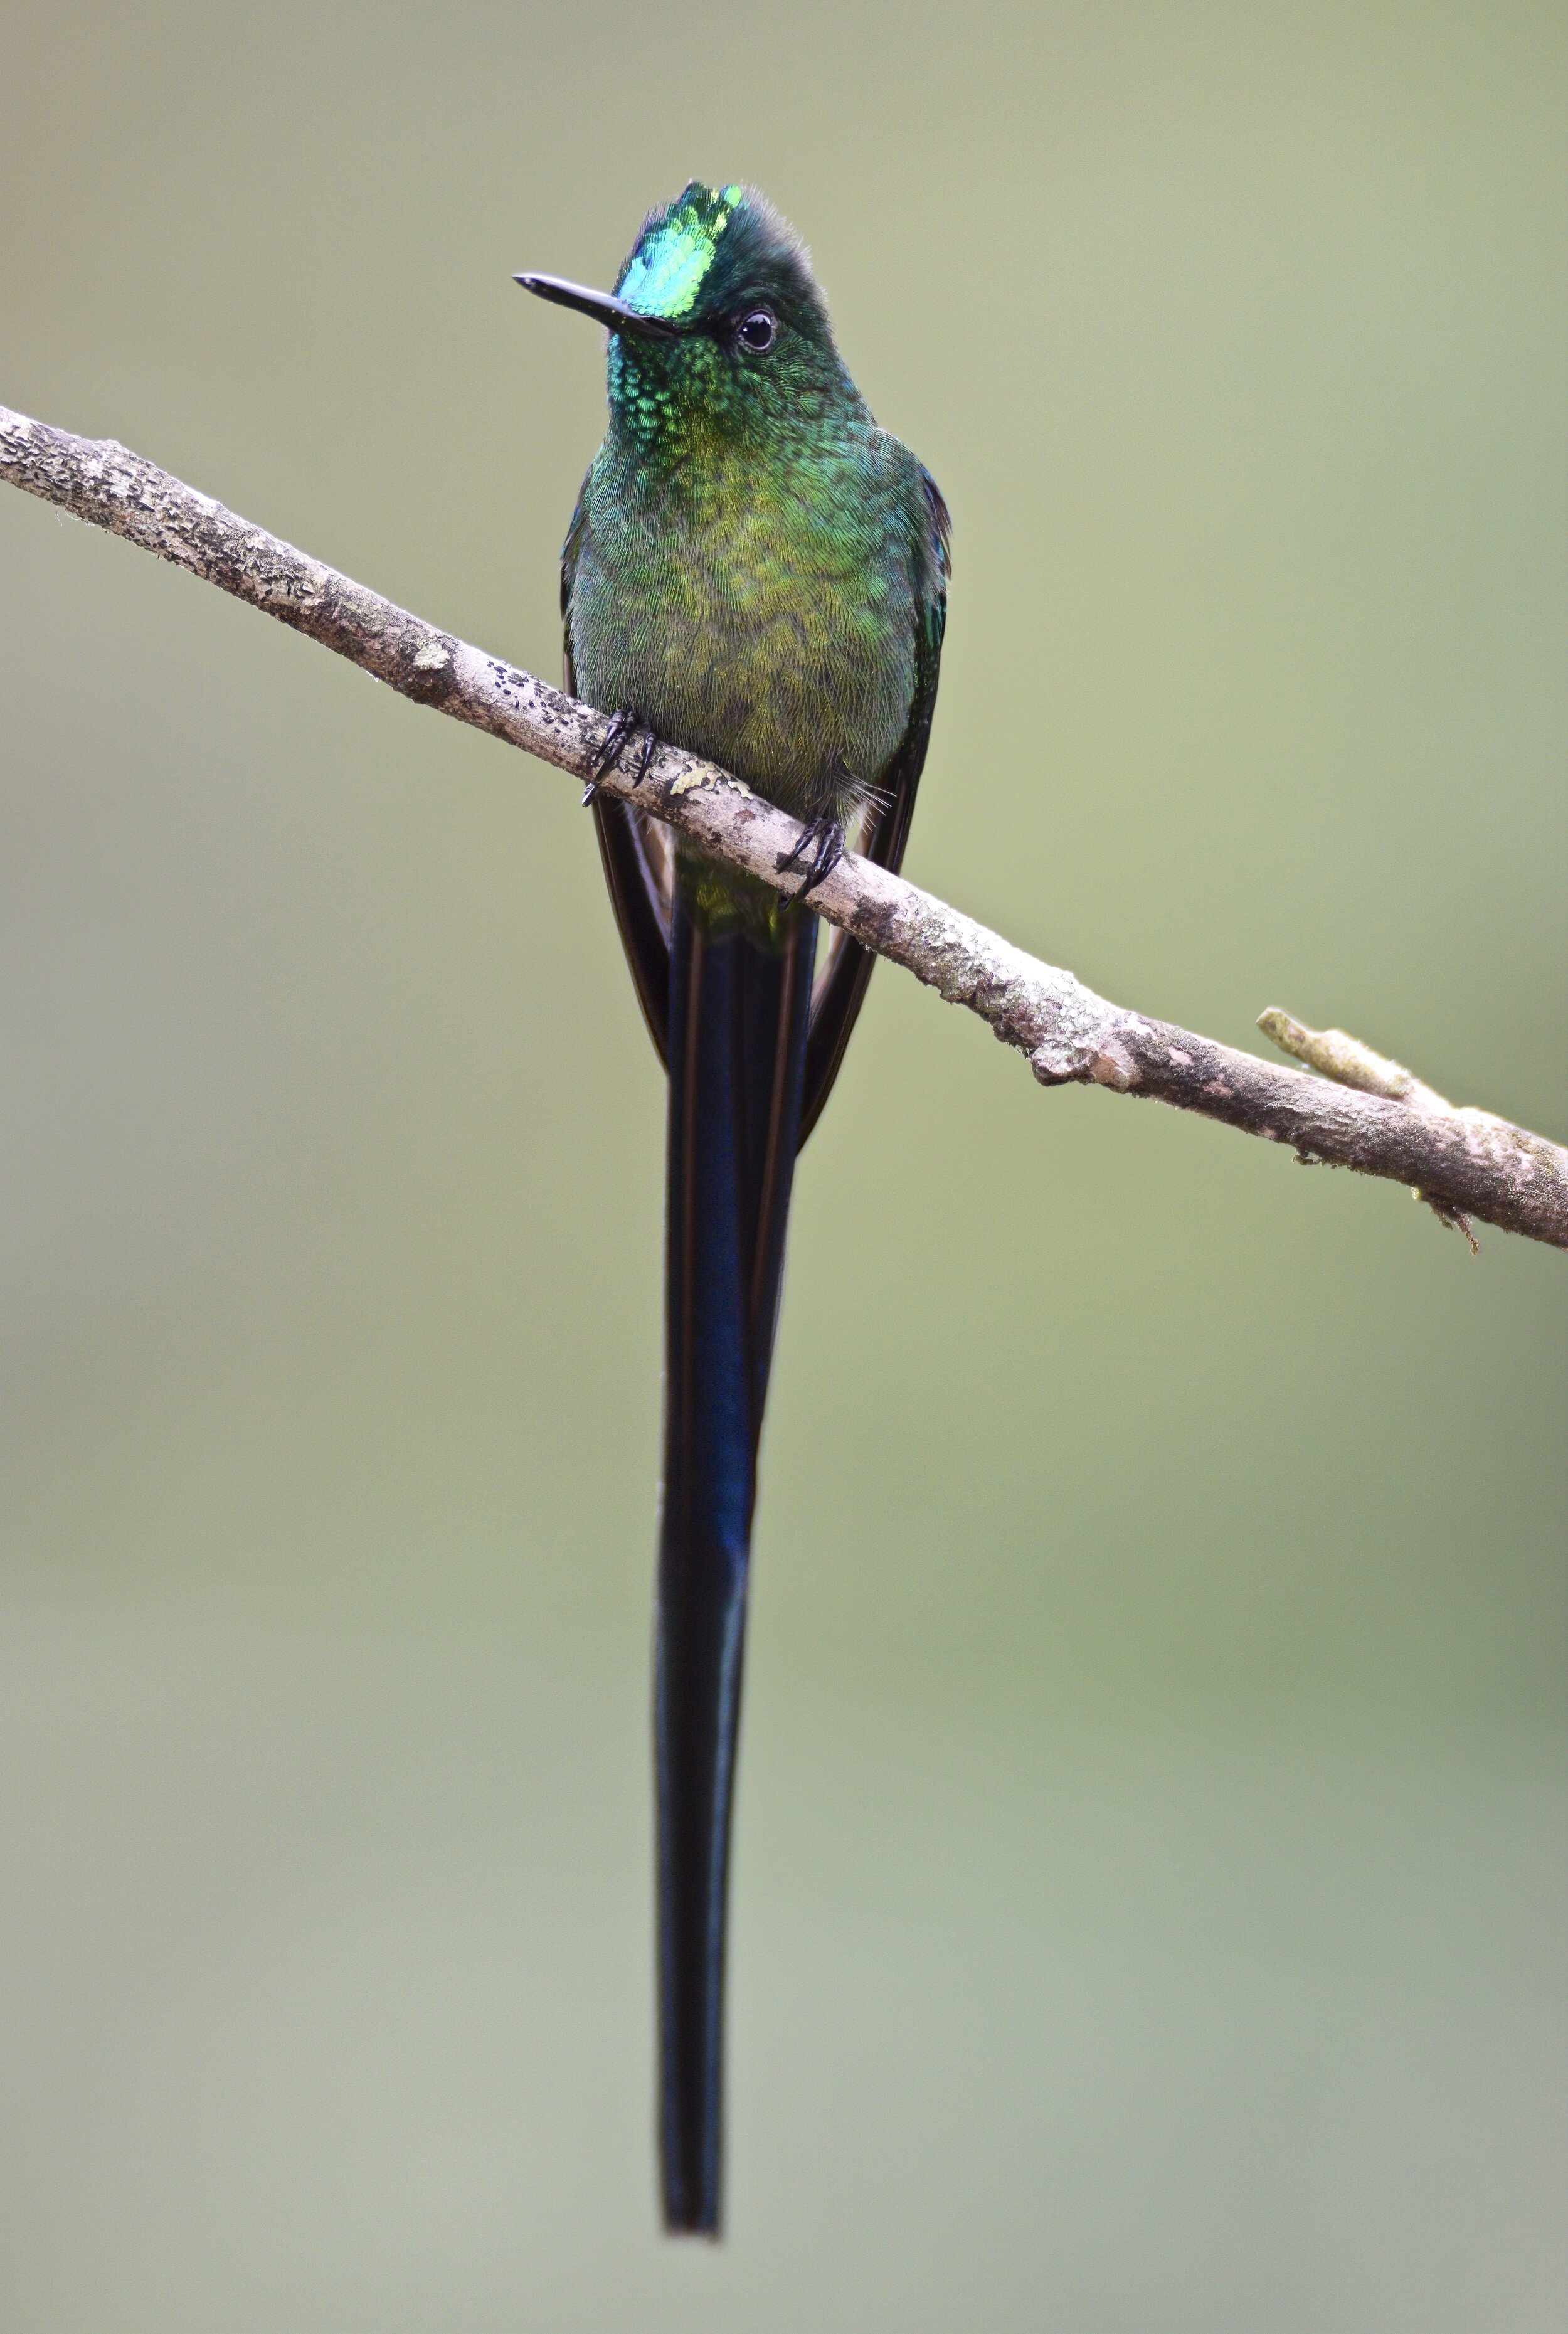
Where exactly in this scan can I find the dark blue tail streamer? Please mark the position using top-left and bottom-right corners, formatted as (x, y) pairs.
(655, 898), (816, 2234)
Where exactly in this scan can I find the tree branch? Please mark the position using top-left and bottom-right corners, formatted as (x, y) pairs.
(3, 400), (1563, 1252)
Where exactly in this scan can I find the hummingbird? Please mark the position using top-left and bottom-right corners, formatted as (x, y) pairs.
(516, 183), (948, 2236)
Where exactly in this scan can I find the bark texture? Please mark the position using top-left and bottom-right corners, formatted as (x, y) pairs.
(3, 401), (1563, 1251)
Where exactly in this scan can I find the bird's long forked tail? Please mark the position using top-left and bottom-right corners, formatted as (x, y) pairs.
(656, 895), (817, 2236)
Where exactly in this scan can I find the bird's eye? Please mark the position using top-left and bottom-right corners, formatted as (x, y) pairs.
(736, 309), (777, 353)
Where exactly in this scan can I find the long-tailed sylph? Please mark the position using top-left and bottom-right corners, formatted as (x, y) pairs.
(517, 183), (948, 2236)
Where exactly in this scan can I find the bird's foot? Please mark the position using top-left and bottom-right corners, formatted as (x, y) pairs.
(583, 708), (655, 805)
(776, 812), (847, 900)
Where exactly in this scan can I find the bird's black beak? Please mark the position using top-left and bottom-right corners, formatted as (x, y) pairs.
(514, 272), (684, 342)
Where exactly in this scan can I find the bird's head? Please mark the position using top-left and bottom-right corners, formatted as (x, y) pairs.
(516, 183), (854, 452)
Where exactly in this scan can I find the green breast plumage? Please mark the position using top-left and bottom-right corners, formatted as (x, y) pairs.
(567, 422), (924, 822)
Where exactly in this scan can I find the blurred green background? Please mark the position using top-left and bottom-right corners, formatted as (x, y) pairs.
(2, 2), (1564, 2326)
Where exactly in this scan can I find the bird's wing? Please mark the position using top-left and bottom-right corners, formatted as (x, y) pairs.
(563, 470), (675, 1066)
(798, 459), (950, 1144)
